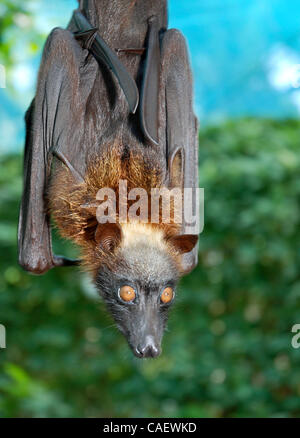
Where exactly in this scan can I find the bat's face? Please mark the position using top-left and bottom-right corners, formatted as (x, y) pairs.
(94, 222), (198, 358)
(95, 244), (179, 358)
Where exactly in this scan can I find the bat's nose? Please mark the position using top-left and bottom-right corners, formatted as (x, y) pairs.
(135, 336), (161, 358)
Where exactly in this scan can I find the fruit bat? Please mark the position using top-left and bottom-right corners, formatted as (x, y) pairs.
(18, 0), (199, 358)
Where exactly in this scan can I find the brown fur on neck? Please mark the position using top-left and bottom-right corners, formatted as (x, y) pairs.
(48, 141), (182, 274)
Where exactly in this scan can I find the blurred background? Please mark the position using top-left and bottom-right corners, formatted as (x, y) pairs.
(0, 0), (300, 418)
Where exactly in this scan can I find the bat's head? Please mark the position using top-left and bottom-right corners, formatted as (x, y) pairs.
(94, 222), (198, 358)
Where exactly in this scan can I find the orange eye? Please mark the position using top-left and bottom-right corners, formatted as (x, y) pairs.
(119, 285), (136, 303)
(161, 287), (174, 304)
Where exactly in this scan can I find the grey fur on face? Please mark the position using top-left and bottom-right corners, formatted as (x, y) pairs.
(117, 243), (179, 287)
(95, 242), (179, 358)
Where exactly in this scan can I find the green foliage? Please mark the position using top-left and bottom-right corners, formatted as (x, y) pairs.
(1, 118), (300, 417)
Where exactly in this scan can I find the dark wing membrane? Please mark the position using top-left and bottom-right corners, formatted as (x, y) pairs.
(139, 16), (160, 145)
(18, 28), (97, 274)
(160, 29), (199, 273)
(70, 10), (139, 114)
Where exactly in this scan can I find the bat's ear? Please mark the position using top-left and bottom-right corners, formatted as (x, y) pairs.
(166, 234), (198, 254)
(169, 147), (184, 188)
(95, 223), (122, 252)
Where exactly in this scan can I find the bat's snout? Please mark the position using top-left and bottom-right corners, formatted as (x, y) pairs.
(133, 335), (161, 359)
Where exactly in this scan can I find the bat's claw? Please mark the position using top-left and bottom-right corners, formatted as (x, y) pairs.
(115, 48), (145, 55)
(74, 28), (98, 50)
(53, 255), (81, 268)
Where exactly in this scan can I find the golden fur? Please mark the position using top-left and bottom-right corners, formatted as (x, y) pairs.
(48, 141), (182, 275)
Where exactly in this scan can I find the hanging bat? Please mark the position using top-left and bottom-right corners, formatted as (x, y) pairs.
(18, 0), (199, 358)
